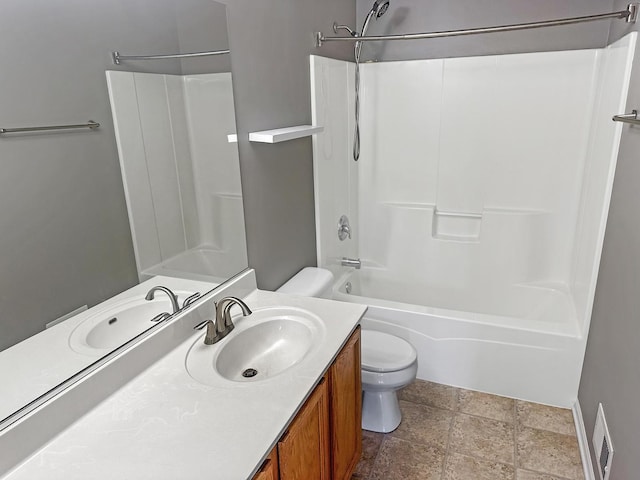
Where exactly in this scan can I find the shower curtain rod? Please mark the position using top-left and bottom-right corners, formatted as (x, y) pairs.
(111, 49), (230, 65)
(315, 3), (638, 47)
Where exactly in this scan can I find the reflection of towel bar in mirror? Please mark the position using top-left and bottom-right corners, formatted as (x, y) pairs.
(612, 110), (640, 125)
(0, 121), (100, 135)
(112, 49), (230, 65)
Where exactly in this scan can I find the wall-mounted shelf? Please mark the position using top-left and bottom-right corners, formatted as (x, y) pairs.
(248, 125), (324, 143)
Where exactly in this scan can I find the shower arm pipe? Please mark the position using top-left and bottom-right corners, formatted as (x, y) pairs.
(316, 3), (638, 47)
(112, 49), (230, 65)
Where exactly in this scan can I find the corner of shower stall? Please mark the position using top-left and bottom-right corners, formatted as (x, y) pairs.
(106, 70), (248, 286)
(309, 32), (636, 407)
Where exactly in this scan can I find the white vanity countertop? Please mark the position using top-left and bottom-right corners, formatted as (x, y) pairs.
(0, 276), (215, 424)
(2, 290), (366, 480)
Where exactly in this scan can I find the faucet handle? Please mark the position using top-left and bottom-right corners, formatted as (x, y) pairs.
(182, 292), (201, 309)
(194, 319), (211, 330)
(193, 319), (219, 345)
(150, 312), (171, 323)
(338, 215), (352, 241)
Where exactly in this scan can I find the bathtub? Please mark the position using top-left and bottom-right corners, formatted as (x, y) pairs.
(333, 269), (584, 407)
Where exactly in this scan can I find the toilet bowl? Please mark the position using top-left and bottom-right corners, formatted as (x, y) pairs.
(277, 267), (418, 433)
(361, 330), (417, 433)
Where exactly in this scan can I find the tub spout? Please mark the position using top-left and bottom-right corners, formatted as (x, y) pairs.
(341, 257), (361, 269)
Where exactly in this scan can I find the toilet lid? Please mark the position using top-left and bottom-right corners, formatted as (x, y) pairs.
(361, 330), (417, 373)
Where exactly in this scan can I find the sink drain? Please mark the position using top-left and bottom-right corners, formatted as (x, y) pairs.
(242, 368), (258, 378)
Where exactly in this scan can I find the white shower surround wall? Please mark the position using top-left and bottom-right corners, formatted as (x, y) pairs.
(310, 33), (636, 407)
(107, 71), (247, 284)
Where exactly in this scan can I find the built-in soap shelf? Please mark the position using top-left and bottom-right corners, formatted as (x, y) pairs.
(380, 202), (483, 242)
(432, 209), (482, 242)
(248, 125), (324, 143)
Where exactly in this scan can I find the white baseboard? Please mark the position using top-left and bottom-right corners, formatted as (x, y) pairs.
(573, 400), (596, 480)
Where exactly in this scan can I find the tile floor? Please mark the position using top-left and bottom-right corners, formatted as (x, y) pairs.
(352, 380), (584, 480)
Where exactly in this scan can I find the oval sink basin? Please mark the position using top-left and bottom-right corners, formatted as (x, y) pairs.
(186, 307), (325, 385)
(69, 291), (194, 356)
(217, 319), (312, 381)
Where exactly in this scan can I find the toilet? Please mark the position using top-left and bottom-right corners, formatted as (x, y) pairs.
(277, 267), (417, 433)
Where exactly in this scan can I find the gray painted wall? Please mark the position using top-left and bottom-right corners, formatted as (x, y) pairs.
(0, 0), (230, 351)
(177, 1), (232, 74)
(578, 2), (640, 478)
(221, 0), (355, 290)
(355, 0), (614, 61)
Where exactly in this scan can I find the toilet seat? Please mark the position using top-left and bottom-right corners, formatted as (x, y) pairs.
(361, 330), (417, 373)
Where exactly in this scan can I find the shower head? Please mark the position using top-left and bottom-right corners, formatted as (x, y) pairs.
(373, 0), (390, 18)
(361, 0), (390, 37)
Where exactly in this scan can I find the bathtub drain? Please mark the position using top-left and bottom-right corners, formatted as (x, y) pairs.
(345, 282), (352, 294)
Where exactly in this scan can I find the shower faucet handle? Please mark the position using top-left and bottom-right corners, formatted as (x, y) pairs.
(338, 214), (352, 241)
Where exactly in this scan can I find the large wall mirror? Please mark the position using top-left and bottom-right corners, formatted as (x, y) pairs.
(0, 0), (247, 425)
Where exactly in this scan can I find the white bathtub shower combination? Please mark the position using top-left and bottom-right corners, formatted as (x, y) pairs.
(311, 33), (636, 407)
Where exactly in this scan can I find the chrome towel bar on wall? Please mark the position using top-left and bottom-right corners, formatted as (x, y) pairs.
(0, 121), (100, 135)
(612, 110), (640, 125)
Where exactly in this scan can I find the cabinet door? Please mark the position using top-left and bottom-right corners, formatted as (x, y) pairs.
(252, 447), (279, 480)
(329, 326), (362, 480)
(278, 377), (330, 480)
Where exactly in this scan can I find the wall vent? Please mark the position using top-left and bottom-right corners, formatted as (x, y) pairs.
(592, 403), (614, 480)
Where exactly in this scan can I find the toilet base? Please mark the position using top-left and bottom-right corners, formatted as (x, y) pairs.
(362, 390), (402, 433)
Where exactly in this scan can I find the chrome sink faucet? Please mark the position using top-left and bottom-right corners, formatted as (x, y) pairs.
(145, 286), (180, 314)
(213, 296), (252, 343)
(194, 296), (252, 345)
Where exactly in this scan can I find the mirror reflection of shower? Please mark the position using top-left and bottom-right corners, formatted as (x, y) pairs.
(107, 71), (248, 284)
(354, 0), (390, 161)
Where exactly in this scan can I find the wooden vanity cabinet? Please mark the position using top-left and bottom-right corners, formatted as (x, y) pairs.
(253, 447), (279, 480)
(252, 326), (362, 480)
(278, 378), (330, 480)
(328, 326), (362, 480)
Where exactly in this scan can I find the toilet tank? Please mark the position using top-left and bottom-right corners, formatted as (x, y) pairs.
(276, 267), (334, 299)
